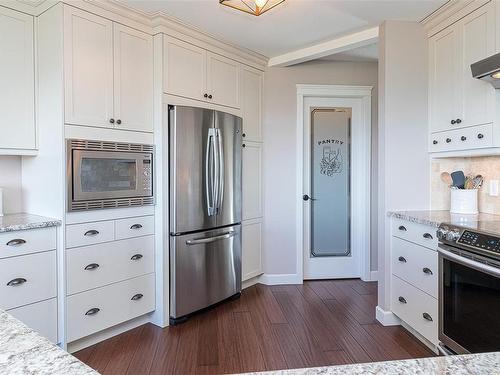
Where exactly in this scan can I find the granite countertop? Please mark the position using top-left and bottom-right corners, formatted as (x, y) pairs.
(241, 352), (500, 375)
(388, 210), (500, 229)
(0, 310), (97, 375)
(0, 213), (61, 233)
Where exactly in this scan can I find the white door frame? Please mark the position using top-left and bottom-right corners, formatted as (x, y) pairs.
(296, 84), (372, 281)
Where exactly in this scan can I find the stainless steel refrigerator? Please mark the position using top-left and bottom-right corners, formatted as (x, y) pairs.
(168, 105), (242, 324)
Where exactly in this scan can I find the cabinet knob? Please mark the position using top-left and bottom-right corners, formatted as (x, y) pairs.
(84, 229), (99, 237)
(398, 256), (407, 263)
(204, 93), (208, 98)
(85, 308), (100, 316)
(242, 143), (246, 148)
(208, 94), (213, 99)
(451, 120), (456, 125)
(242, 133), (246, 138)
(398, 225), (407, 231)
(109, 118), (115, 124)
(423, 233), (433, 239)
(398, 296), (407, 304)
(478, 133), (484, 139)
(422, 312), (433, 322)
(461, 136), (467, 141)
(7, 278), (27, 287)
(131, 293), (144, 301)
(423, 267), (433, 275)
(446, 138), (452, 143)
(116, 119), (122, 125)
(131, 254), (143, 261)
(432, 140), (438, 145)
(6, 239), (26, 246)
(456, 119), (462, 124)
(130, 224), (143, 230)
(84, 263), (100, 271)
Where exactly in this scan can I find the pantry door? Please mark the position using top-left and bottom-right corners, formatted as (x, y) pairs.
(300, 88), (371, 280)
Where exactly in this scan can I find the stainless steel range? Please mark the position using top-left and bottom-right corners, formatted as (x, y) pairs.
(437, 222), (500, 355)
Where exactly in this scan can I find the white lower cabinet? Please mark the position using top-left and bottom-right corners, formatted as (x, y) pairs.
(66, 273), (155, 342)
(242, 141), (262, 221)
(7, 298), (58, 343)
(242, 219), (263, 282)
(390, 218), (438, 347)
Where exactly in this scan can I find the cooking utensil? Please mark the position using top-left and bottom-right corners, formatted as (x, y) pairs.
(451, 171), (466, 189)
(440, 172), (453, 186)
(472, 175), (484, 189)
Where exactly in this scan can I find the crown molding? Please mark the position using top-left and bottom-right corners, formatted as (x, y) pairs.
(421, 0), (490, 37)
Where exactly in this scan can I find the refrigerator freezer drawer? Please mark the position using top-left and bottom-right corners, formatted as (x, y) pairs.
(170, 225), (242, 319)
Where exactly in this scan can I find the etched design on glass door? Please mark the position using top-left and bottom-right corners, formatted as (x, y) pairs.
(311, 108), (351, 258)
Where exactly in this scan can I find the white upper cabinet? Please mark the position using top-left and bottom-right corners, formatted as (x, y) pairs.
(206, 52), (240, 109)
(163, 36), (241, 109)
(64, 6), (153, 132)
(241, 66), (263, 142)
(113, 24), (153, 132)
(64, 7), (114, 129)
(0, 7), (36, 153)
(429, 3), (495, 135)
(164, 37), (207, 101)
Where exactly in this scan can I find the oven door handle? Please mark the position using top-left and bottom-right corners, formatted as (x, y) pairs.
(437, 244), (500, 277)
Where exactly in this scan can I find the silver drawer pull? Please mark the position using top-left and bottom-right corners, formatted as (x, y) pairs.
(85, 308), (100, 316)
(130, 224), (143, 230)
(84, 230), (99, 237)
(423, 233), (433, 239)
(423, 267), (433, 275)
(398, 296), (407, 304)
(84, 263), (100, 271)
(398, 225), (407, 231)
(131, 293), (143, 301)
(7, 278), (27, 287)
(6, 239), (26, 246)
(422, 312), (433, 322)
(130, 254), (143, 261)
(398, 256), (407, 263)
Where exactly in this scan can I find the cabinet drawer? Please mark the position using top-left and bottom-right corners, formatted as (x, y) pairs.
(429, 123), (493, 152)
(0, 251), (57, 310)
(115, 216), (154, 240)
(392, 219), (437, 250)
(0, 227), (56, 259)
(66, 273), (155, 342)
(66, 235), (155, 295)
(392, 237), (438, 298)
(7, 298), (58, 343)
(66, 220), (115, 248)
(392, 275), (438, 345)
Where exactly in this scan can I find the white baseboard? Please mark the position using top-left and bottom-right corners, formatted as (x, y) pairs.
(400, 321), (439, 354)
(242, 274), (262, 289)
(259, 273), (303, 285)
(375, 306), (401, 326)
(370, 270), (378, 281)
(67, 313), (152, 353)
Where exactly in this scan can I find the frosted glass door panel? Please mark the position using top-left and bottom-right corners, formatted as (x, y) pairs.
(311, 109), (350, 257)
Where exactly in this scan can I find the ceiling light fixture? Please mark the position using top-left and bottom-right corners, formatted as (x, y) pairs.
(491, 71), (500, 79)
(219, 0), (285, 16)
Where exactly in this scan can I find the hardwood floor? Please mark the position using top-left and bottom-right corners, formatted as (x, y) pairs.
(74, 279), (435, 374)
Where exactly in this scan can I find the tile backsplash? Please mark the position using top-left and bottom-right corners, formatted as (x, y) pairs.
(432, 156), (500, 214)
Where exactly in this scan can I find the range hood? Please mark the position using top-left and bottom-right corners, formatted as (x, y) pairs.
(471, 52), (500, 88)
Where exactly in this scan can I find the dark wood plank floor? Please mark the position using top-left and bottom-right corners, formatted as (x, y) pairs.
(74, 279), (435, 374)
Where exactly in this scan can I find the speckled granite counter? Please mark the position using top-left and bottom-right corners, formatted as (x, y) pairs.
(0, 213), (61, 233)
(0, 310), (97, 375)
(240, 352), (500, 374)
(388, 210), (500, 229)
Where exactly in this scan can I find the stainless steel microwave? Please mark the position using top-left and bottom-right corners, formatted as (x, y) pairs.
(67, 139), (154, 211)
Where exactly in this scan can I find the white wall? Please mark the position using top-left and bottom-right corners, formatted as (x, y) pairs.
(0, 156), (22, 214)
(262, 60), (379, 277)
(377, 21), (430, 313)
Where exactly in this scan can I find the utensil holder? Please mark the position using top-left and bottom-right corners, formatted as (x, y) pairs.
(450, 189), (478, 215)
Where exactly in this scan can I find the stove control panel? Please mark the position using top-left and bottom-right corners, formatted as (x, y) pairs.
(458, 230), (500, 254)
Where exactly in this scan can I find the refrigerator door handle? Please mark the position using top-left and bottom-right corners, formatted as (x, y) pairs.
(213, 128), (220, 216)
(206, 128), (217, 216)
(185, 231), (236, 245)
(216, 129), (224, 213)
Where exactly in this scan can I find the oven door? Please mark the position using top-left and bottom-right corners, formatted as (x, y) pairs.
(438, 244), (500, 354)
(72, 150), (148, 201)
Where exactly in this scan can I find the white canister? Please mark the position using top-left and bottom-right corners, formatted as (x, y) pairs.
(450, 189), (478, 215)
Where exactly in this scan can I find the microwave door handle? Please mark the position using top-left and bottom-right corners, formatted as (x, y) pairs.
(217, 129), (224, 213)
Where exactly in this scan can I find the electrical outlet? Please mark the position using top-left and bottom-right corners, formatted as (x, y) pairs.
(490, 180), (499, 197)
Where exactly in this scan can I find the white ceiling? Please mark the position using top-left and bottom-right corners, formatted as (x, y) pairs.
(320, 43), (379, 62)
(120, 0), (446, 58)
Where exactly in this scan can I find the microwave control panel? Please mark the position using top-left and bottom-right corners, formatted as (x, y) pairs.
(142, 157), (152, 191)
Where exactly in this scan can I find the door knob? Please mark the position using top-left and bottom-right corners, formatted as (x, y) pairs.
(302, 194), (316, 201)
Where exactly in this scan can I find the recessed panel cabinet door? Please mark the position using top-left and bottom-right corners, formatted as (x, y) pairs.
(113, 24), (153, 132)
(459, 4), (495, 128)
(242, 219), (262, 281)
(64, 7), (113, 128)
(207, 52), (241, 109)
(242, 141), (262, 221)
(241, 66), (263, 142)
(0, 7), (35, 151)
(164, 37), (206, 101)
(429, 27), (459, 132)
